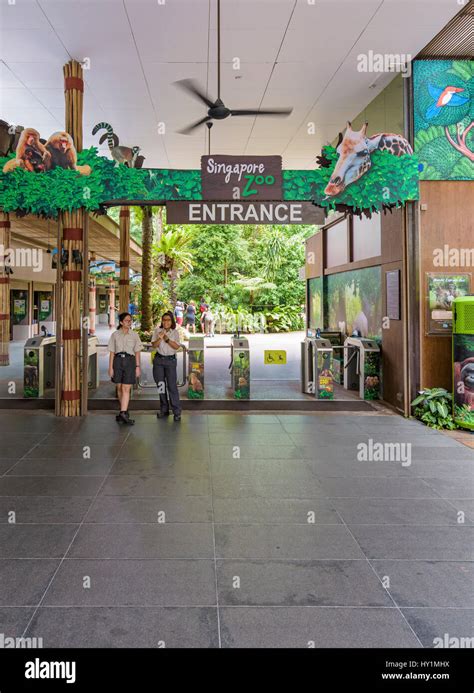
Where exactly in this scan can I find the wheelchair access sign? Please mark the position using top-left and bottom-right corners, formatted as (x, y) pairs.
(264, 350), (287, 365)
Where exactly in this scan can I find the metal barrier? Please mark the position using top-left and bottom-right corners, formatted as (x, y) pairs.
(137, 344), (188, 389)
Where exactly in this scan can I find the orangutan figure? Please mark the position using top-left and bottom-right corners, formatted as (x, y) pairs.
(2, 128), (51, 173)
(44, 131), (91, 175)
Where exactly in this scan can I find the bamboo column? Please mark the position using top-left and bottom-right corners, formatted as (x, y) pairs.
(108, 279), (116, 328)
(0, 211), (11, 366)
(88, 276), (96, 336)
(60, 209), (84, 416)
(63, 59), (83, 151)
(59, 59), (85, 416)
(119, 207), (130, 313)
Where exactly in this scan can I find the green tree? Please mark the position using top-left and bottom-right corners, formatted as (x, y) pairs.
(153, 228), (193, 305)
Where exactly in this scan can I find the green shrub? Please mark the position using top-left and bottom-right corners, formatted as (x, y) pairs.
(411, 388), (456, 429)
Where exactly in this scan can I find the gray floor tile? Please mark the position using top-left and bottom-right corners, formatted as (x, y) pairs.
(209, 431), (294, 445)
(67, 523), (214, 559)
(0, 497), (93, 524)
(349, 525), (474, 560)
(371, 560), (474, 608)
(42, 559), (216, 606)
(43, 431), (129, 445)
(316, 477), (438, 499)
(212, 497), (340, 524)
(333, 498), (465, 525)
(421, 477), (474, 499)
(0, 525), (77, 558)
(99, 475), (210, 497)
(0, 459), (22, 474)
(0, 559), (60, 606)
(0, 443), (47, 459)
(407, 459), (474, 477)
(401, 608), (474, 648)
(84, 496), (212, 523)
(214, 524), (364, 560)
(217, 559), (392, 606)
(110, 456), (209, 477)
(24, 444), (122, 461)
(208, 414), (280, 427)
(219, 606), (421, 648)
(210, 458), (315, 480)
(26, 606), (218, 647)
(118, 443), (210, 462)
(0, 476), (104, 497)
(210, 444), (297, 461)
(6, 457), (115, 476)
(212, 475), (325, 499)
(307, 459), (413, 478)
(449, 499), (474, 522)
(0, 607), (36, 638)
(0, 416), (59, 432)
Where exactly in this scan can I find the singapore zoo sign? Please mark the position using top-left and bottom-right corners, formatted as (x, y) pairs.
(0, 122), (419, 220)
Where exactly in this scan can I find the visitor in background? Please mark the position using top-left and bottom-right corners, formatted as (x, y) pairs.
(151, 311), (182, 421)
(203, 305), (215, 338)
(108, 312), (143, 425)
(174, 300), (184, 326)
(199, 298), (207, 332)
(185, 300), (196, 333)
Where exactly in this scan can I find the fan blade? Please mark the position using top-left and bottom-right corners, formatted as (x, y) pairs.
(231, 108), (293, 116)
(173, 79), (215, 109)
(177, 116), (212, 135)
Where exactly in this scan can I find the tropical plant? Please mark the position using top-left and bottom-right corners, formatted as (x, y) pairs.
(233, 276), (277, 305)
(411, 388), (456, 429)
(153, 228), (193, 305)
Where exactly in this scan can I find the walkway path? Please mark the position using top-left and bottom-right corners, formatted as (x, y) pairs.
(0, 410), (472, 647)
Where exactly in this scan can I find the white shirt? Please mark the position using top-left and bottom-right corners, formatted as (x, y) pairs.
(151, 326), (181, 356)
(108, 329), (143, 355)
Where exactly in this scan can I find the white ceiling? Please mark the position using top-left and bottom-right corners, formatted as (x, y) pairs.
(0, 0), (463, 169)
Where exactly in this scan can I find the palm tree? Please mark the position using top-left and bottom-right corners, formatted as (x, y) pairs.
(153, 228), (193, 305)
(135, 206), (154, 331)
(233, 276), (277, 306)
(263, 230), (285, 281)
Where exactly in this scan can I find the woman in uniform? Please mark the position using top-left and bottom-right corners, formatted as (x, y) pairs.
(151, 311), (182, 421)
(108, 312), (143, 425)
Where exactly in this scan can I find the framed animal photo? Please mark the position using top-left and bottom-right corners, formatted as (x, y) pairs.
(426, 273), (471, 335)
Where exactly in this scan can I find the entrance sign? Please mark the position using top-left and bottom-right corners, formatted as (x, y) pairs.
(264, 350), (287, 365)
(166, 201), (324, 225)
(1, 126), (419, 218)
(201, 155), (282, 200)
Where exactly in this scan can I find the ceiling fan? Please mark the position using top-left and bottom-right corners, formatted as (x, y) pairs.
(174, 0), (293, 135)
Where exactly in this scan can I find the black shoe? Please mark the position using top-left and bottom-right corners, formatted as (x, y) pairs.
(157, 411), (170, 419)
(119, 411), (135, 425)
(173, 414), (181, 422)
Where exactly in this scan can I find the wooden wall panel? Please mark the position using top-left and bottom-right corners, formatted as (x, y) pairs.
(419, 181), (474, 390)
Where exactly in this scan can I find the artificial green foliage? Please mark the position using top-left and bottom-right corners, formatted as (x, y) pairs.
(1, 143), (418, 217)
(0, 148), (202, 218)
(411, 388), (457, 430)
(290, 146), (419, 215)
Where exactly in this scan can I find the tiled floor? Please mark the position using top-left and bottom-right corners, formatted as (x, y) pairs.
(0, 411), (472, 648)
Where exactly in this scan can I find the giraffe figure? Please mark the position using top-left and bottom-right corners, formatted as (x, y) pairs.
(324, 122), (413, 197)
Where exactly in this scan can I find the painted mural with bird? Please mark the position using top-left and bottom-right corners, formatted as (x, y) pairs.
(425, 85), (469, 120)
(91, 123), (145, 168)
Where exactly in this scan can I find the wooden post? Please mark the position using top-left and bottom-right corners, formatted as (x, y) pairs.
(0, 211), (11, 366)
(119, 207), (130, 313)
(89, 276), (96, 336)
(108, 279), (116, 328)
(81, 213), (89, 416)
(63, 60), (84, 152)
(59, 59), (85, 416)
(60, 209), (84, 416)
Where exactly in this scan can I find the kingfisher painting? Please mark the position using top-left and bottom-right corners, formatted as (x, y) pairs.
(425, 84), (469, 120)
